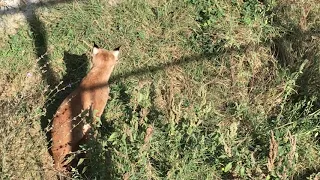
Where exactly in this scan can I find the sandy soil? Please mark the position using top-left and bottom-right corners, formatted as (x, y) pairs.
(0, 0), (120, 34)
(0, 0), (44, 34)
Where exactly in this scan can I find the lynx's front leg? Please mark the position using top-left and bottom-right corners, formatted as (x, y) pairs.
(81, 86), (110, 141)
(91, 86), (110, 123)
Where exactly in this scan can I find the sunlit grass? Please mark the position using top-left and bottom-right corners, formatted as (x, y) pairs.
(0, 0), (319, 179)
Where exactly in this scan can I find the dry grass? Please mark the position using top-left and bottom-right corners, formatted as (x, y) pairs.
(0, 0), (319, 179)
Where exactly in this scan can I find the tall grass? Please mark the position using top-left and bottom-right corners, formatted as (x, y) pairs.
(0, 0), (319, 179)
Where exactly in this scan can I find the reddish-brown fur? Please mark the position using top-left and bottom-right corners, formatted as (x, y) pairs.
(50, 46), (119, 172)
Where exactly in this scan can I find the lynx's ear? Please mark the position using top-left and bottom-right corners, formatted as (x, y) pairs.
(93, 43), (100, 55)
(112, 46), (121, 58)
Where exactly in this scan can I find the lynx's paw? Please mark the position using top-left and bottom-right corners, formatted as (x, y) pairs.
(83, 124), (91, 135)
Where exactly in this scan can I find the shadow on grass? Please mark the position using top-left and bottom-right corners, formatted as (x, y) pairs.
(25, 7), (58, 144)
(271, 5), (320, 179)
(272, 7), (320, 108)
(293, 168), (320, 180)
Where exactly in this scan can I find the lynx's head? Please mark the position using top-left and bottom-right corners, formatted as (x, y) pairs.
(91, 43), (120, 69)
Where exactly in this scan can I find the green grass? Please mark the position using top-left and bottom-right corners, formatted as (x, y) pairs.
(0, 0), (320, 179)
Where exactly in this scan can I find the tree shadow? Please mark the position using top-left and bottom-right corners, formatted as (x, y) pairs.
(25, 10), (59, 86)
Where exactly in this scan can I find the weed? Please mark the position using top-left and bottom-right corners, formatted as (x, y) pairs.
(0, 0), (319, 179)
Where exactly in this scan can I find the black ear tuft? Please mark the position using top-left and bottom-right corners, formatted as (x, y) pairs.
(93, 42), (99, 48)
(113, 46), (121, 51)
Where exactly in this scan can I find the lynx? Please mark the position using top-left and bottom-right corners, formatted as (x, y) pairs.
(50, 44), (120, 172)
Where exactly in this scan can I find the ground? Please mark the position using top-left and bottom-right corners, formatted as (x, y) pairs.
(0, 0), (319, 179)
